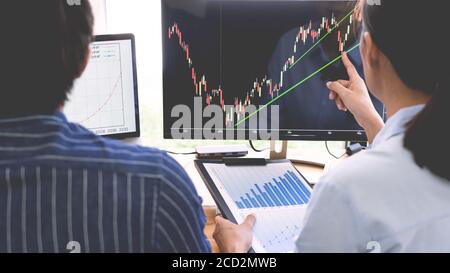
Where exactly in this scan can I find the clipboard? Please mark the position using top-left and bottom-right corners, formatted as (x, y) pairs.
(195, 158), (313, 253)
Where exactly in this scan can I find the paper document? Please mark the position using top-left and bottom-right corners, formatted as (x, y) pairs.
(204, 162), (312, 253)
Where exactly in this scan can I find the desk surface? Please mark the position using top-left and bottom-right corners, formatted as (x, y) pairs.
(172, 153), (326, 253)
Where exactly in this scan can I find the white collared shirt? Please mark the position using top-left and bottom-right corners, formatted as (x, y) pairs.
(295, 105), (450, 252)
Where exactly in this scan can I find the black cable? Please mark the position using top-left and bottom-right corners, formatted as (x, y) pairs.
(325, 141), (346, 159)
(249, 140), (270, 153)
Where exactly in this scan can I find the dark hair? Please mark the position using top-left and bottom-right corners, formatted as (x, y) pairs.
(0, 0), (94, 116)
(362, 0), (449, 180)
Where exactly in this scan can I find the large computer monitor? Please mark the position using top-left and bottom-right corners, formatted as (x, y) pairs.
(65, 34), (140, 139)
(162, 0), (385, 141)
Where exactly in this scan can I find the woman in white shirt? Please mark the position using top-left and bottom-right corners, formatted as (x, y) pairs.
(213, 0), (450, 253)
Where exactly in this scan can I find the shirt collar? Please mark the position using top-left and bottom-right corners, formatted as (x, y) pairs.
(372, 104), (425, 148)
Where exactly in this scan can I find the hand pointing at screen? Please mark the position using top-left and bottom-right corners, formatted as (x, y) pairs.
(326, 52), (384, 143)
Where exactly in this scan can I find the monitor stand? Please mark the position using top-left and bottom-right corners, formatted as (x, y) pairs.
(269, 140), (325, 168)
(269, 140), (288, 160)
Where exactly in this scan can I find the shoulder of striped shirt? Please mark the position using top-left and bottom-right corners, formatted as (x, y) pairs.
(0, 119), (191, 180)
(0, 119), (168, 160)
(0, 115), (201, 198)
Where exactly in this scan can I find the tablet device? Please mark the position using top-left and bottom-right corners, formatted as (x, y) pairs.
(195, 159), (313, 253)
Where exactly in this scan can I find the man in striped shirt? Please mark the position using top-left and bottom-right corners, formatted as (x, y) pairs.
(0, 1), (210, 253)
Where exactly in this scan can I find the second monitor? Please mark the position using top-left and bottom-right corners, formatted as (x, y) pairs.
(65, 34), (140, 139)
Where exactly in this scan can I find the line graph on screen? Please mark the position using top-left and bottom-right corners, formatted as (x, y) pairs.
(167, 8), (357, 126)
(65, 43), (125, 130)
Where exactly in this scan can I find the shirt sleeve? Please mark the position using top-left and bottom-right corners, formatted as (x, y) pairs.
(295, 175), (369, 253)
(155, 154), (212, 253)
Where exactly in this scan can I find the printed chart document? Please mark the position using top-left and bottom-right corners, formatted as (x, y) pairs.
(204, 161), (312, 253)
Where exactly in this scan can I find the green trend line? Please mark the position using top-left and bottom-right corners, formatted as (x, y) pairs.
(289, 8), (355, 70)
(235, 43), (360, 128)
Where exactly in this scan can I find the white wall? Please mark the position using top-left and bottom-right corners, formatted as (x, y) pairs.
(89, 0), (107, 34)
(94, 0), (164, 146)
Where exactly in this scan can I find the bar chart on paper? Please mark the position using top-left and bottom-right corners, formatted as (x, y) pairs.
(233, 170), (311, 209)
(204, 162), (313, 253)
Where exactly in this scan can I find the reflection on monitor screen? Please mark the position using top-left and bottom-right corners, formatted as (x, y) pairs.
(65, 35), (139, 138)
(162, 0), (385, 141)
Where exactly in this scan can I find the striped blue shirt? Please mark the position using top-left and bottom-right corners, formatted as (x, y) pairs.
(0, 112), (211, 253)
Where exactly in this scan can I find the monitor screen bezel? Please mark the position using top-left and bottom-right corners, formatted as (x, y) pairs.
(89, 34), (141, 140)
(162, 128), (379, 142)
